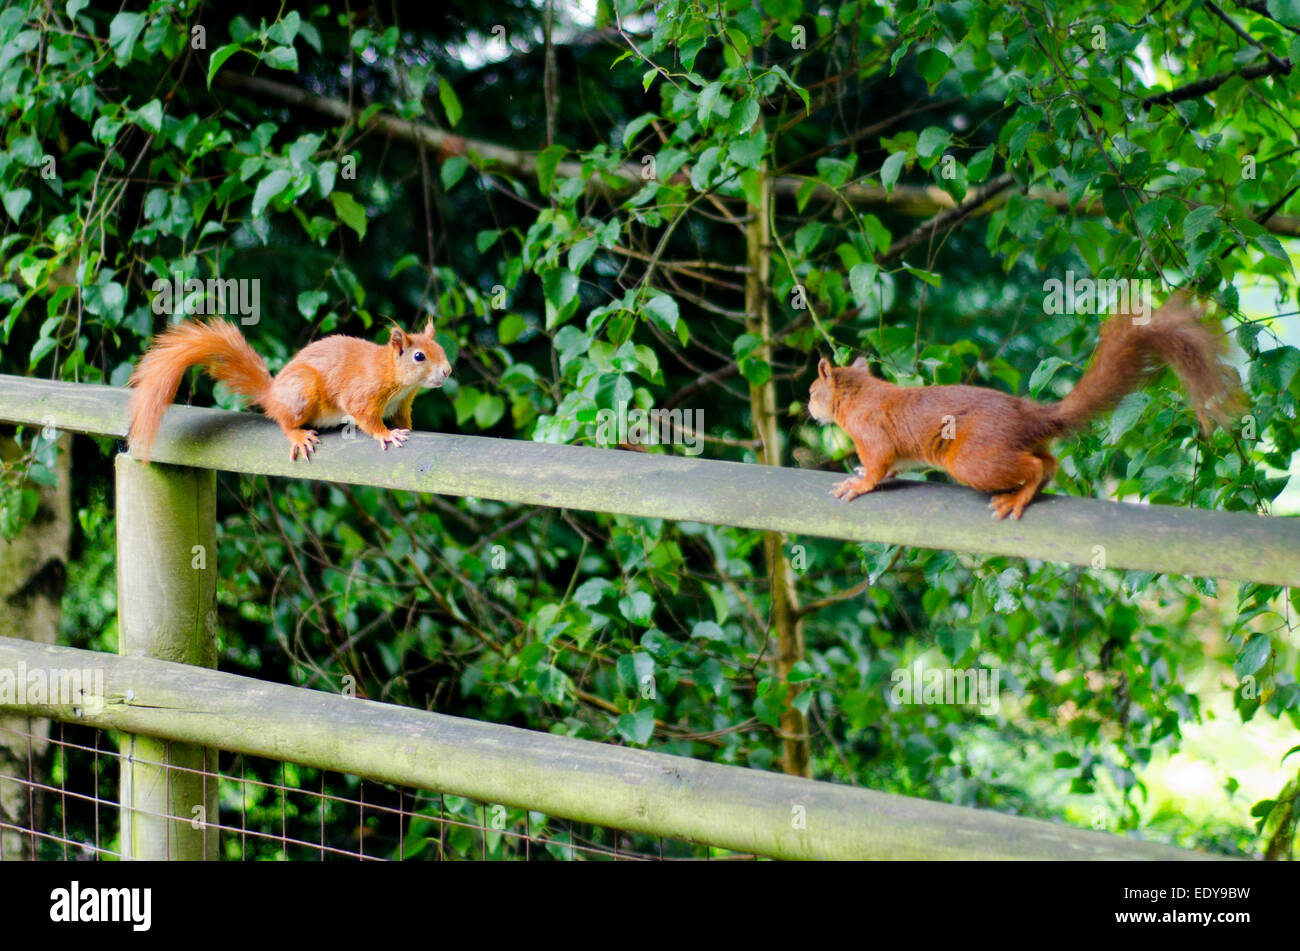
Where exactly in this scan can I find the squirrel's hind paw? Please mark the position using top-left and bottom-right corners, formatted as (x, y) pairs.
(988, 493), (1025, 520)
(288, 429), (320, 461)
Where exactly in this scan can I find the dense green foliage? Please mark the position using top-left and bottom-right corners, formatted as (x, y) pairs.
(2, 0), (1298, 858)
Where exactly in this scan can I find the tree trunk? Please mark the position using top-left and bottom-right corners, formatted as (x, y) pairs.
(0, 433), (72, 860)
(744, 165), (812, 778)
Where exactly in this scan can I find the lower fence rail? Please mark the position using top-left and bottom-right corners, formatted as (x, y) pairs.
(0, 638), (1221, 861)
(0, 719), (735, 861)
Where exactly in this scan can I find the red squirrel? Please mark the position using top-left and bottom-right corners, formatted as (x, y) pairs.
(808, 293), (1242, 519)
(127, 319), (451, 461)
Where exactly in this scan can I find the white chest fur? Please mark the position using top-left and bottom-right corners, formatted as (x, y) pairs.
(384, 385), (419, 418)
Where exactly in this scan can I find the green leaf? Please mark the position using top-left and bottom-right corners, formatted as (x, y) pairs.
(266, 11), (301, 46)
(574, 577), (613, 606)
(130, 99), (163, 134)
(229, 15), (256, 42)
(1106, 393), (1148, 443)
(1135, 196), (1172, 235)
(861, 215), (892, 253)
(30, 335), (58, 368)
(263, 45), (299, 72)
(252, 169), (292, 217)
(967, 146), (995, 182)
(641, 292), (679, 333)
(2, 189), (31, 223)
(617, 651), (655, 691)
(881, 151), (907, 192)
(536, 145), (567, 197)
(686, 621), (728, 641)
(388, 254), (421, 278)
(543, 268), (578, 309)
(616, 707), (655, 745)
(108, 12), (147, 66)
(569, 235), (599, 274)
(329, 191), (367, 239)
(1234, 633), (1271, 679)
(207, 44), (244, 88)
(1181, 205), (1220, 244)
(727, 136), (764, 170)
(1008, 122), (1034, 161)
(453, 386), (481, 426)
(915, 48), (952, 86)
(815, 156), (855, 188)
(1028, 356), (1068, 397)
(474, 394), (505, 428)
(619, 590), (654, 625)
(1253, 233), (1295, 275)
(553, 326), (587, 365)
(697, 81), (731, 126)
(849, 262), (880, 307)
(296, 290), (329, 319)
(903, 265), (942, 287)
(498, 314), (526, 344)
(542, 268), (579, 328)
(440, 155), (469, 190)
(1267, 0), (1300, 27)
(794, 221), (826, 257)
(438, 79), (462, 127)
(916, 126), (951, 159)
(690, 147), (721, 192)
(622, 113), (657, 149)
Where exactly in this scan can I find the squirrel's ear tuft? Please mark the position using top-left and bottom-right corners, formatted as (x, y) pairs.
(423, 319), (435, 337)
(817, 357), (831, 380)
(388, 327), (407, 353)
(851, 356), (869, 370)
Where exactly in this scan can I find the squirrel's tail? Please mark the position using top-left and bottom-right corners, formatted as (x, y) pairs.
(1038, 292), (1241, 441)
(127, 319), (273, 460)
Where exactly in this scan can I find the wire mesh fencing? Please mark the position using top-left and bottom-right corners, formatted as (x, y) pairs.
(0, 718), (757, 861)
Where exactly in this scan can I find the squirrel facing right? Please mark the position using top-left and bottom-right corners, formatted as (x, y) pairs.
(808, 293), (1242, 519)
(127, 319), (451, 462)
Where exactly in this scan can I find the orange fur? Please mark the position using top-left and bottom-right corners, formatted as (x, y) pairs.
(807, 294), (1242, 519)
(127, 319), (451, 461)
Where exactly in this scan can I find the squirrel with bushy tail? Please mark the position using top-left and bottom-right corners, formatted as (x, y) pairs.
(808, 292), (1242, 519)
(127, 318), (451, 461)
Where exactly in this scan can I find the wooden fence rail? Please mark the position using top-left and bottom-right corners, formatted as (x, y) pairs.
(0, 373), (1285, 860)
(2, 375), (1297, 584)
(0, 638), (1217, 860)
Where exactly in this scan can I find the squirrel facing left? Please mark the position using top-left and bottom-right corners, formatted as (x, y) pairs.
(808, 293), (1241, 519)
(127, 319), (451, 462)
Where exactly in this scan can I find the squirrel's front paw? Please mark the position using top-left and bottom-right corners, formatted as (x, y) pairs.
(377, 428), (410, 451)
(831, 475), (874, 502)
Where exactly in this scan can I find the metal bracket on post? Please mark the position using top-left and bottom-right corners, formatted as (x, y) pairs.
(114, 454), (219, 860)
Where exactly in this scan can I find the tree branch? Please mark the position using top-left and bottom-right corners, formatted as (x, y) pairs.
(213, 73), (1300, 238)
(879, 173), (1017, 265)
(1206, 1), (1291, 73)
(1141, 58), (1291, 110)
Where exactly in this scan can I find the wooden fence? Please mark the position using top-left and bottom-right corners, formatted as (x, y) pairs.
(4, 373), (1291, 859)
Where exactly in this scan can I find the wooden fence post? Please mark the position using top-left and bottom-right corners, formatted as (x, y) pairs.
(115, 455), (218, 860)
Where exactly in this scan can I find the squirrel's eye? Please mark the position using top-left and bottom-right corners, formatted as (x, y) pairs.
(413, 351), (425, 362)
